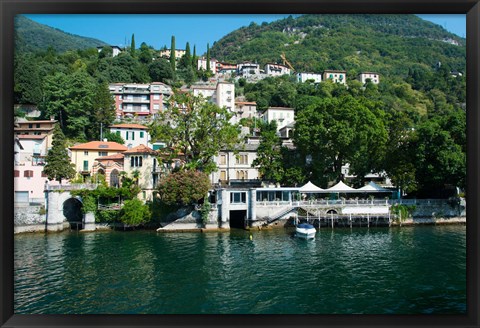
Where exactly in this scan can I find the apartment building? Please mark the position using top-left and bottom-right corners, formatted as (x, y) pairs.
(192, 82), (235, 113)
(237, 62), (261, 77)
(14, 118), (56, 165)
(109, 82), (172, 119)
(264, 63), (291, 77)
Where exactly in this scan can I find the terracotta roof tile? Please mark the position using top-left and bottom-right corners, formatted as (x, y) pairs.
(69, 141), (128, 151)
(96, 153), (125, 161)
(123, 144), (156, 155)
(110, 124), (148, 130)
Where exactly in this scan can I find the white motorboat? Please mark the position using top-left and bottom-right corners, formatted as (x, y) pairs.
(295, 223), (316, 239)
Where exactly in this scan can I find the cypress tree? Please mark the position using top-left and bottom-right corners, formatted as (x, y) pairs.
(130, 34), (136, 57)
(206, 43), (211, 72)
(192, 45), (197, 68)
(43, 124), (76, 184)
(185, 42), (191, 68)
(170, 36), (176, 72)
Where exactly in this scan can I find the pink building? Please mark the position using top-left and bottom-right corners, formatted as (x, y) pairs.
(109, 82), (172, 119)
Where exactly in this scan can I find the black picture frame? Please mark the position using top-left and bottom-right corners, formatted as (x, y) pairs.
(1, 0), (479, 327)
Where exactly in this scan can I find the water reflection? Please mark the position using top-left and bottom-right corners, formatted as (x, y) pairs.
(15, 226), (466, 314)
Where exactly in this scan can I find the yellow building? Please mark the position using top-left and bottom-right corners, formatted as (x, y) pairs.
(69, 141), (127, 178)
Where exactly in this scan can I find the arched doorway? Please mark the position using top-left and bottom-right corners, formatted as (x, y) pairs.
(63, 198), (83, 229)
(110, 169), (119, 187)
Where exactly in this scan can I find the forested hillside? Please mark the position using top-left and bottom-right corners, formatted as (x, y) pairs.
(15, 15), (107, 53)
(210, 14), (465, 78)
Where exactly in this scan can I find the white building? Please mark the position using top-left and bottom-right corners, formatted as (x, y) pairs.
(264, 63), (291, 77)
(297, 72), (323, 83)
(237, 62), (261, 77)
(192, 82), (235, 113)
(197, 57), (217, 74)
(233, 101), (258, 121)
(109, 123), (151, 149)
(211, 143), (260, 186)
(260, 107), (295, 131)
(358, 72), (380, 84)
(323, 70), (347, 85)
(97, 45), (123, 57)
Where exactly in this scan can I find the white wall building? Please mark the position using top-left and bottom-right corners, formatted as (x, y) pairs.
(197, 57), (217, 74)
(323, 70), (347, 85)
(192, 82), (235, 113)
(264, 63), (291, 77)
(109, 123), (151, 149)
(211, 143), (260, 185)
(297, 72), (323, 83)
(237, 62), (261, 77)
(260, 107), (295, 131)
(358, 72), (380, 84)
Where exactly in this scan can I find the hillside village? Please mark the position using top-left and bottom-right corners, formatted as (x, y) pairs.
(14, 50), (384, 206)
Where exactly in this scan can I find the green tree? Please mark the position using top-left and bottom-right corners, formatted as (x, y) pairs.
(119, 198), (151, 226)
(192, 45), (197, 67)
(157, 170), (211, 206)
(92, 81), (116, 139)
(252, 120), (284, 183)
(294, 95), (387, 186)
(43, 124), (76, 183)
(130, 34), (136, 57)
(206, 43), (211, 72)
(149, 91), (241, 174)
(148, 59), (173, 82)
(170, 36), (176, 72)
(138, 42), (153, 64)
(42, 70), (96, 140)
(103, 131), (125, 144)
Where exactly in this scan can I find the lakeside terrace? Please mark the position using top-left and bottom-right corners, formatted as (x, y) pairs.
(217, 181), (400, 228)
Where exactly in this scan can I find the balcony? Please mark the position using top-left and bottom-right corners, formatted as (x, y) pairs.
(122, 98), (150, 104)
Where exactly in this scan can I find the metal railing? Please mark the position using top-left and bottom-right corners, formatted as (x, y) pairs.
(46, 184), (97, 191)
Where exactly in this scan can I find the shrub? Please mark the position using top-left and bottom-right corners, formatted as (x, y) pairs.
(157, 170), (211, 206)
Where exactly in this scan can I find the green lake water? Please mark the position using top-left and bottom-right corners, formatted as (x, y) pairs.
(14, 225), (466, 314)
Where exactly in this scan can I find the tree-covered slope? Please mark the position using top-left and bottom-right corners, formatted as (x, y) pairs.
(15, 15), (107, 53)
(210, 14), (465, 79)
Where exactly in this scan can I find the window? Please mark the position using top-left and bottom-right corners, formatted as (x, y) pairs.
(130, 156), (143, 167)
(219, 154), (226, 165)
(153, 94), (160, 100)
(131, 132), (135, 140)
(98, 151), (108, 157)
(83, 161), (88, 171)
(153, 104), (160, 110)
(140, 131), (144, 138)
(236, 154), (248, 165)
(84, 151), (89, 155)
(28, 124), (33, 128)
(41, 171), (47, 177)
(220, 170), (226, 181)
(36, 124), (40, 128)
(230, 192), (246, 204)
(116, 131), (120, 136)
(24, 170), (33, 178)
(14, 170), (19, 177)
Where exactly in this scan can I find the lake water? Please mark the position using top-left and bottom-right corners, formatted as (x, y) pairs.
(14, 225), (466, 314)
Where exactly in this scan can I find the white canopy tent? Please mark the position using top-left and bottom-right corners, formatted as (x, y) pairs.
(298, 181), (324, 193)
(357, 181), (391, 192)
(325, 181), (357, 193)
